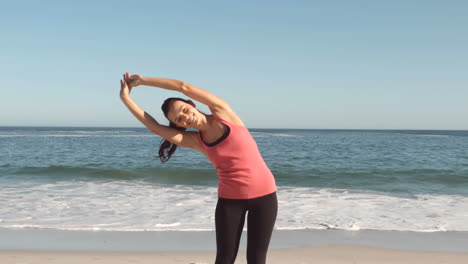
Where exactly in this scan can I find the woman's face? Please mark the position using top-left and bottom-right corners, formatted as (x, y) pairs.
(167, 100), (201, 128)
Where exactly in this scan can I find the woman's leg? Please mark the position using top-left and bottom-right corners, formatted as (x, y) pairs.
(246, 192), (278, 264)
(215, 197), (248, 264)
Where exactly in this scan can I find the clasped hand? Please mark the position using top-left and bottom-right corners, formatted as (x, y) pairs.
(120, 72), (143, 98)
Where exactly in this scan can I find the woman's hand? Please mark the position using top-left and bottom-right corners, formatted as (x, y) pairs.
(125, 72), (144, 88)
(120, 73), (133, 98)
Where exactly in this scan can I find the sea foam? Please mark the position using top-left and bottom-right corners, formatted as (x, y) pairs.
(1, 181), (467, 232)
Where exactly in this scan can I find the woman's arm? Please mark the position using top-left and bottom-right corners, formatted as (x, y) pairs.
(119, 78), (203, 152)
(127, 73), (244, 125)
(141, 76), (228, 111)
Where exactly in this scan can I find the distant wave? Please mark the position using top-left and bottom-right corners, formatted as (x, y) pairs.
(3, 165), (467, 194)
(0, 134), (158, 138)
(396, 130), (468, 137)
(64, 130), (137, 134)
(10, 165), (218, 185)
(416, 135), (450, 138)
(251, 132), (303, 138)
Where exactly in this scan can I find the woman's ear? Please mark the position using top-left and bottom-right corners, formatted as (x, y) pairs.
(187, 100), (196, 107)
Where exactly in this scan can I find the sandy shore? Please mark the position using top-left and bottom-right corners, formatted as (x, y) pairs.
(2, 228), (468, 263)
(2, 246), (468, 264)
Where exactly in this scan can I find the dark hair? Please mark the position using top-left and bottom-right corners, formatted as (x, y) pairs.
(158, 97), (193, 163)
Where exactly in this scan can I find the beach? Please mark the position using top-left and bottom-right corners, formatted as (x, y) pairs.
(1, 228), (468, 263)
(3, 246), (468, 264)
(1, 127), (468, 263)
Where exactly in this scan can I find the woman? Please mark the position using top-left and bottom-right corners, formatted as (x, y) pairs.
(120, 72), (277, 264)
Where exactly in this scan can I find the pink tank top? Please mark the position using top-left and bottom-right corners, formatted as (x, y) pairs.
(198, 116), (277, 199)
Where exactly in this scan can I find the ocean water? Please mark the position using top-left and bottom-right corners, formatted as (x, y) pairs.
(1, 127), (468, 232)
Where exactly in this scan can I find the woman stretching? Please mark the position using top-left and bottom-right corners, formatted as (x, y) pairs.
(120, 72), (277, 264)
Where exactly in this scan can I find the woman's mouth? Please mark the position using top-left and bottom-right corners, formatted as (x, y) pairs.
(191, 113), (196, 125)
(188, 113), (196, 125)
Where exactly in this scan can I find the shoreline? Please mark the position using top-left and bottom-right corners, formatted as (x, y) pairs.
(2, 224), (468, 263)
(1, 228), (468, 253)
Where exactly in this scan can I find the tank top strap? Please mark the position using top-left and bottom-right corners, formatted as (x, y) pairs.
(198, 116), (233, 148)
(212, 115), (244, 128)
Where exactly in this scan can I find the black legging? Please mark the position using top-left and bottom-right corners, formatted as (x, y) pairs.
(215, 192), (278, 264)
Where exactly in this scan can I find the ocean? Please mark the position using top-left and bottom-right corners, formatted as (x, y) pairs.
(1, 127), (467, 232)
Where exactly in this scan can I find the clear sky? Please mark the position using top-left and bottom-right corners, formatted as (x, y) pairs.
(1, 0), (467, 129)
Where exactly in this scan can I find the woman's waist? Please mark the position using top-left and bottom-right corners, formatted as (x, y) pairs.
(217, 179), (277, 199)
(216, 168), (276, 187)
(216, 165), (274, 179)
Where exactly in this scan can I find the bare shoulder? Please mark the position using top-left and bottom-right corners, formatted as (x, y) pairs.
(210, 106), (245, 127)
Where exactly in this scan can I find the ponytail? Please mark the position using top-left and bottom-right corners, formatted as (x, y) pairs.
(158, 121), (185, 163)
(158, 97), (193, 163)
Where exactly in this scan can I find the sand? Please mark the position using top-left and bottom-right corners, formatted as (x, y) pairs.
(2, 246), (468, 264)
(2, 229), (468, 263)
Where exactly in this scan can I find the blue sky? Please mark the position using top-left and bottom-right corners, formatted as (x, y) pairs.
(1, 0), (467, 129)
